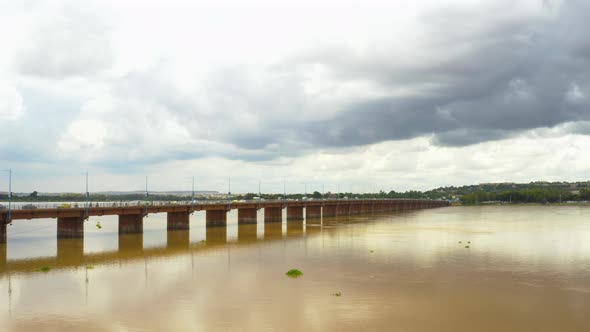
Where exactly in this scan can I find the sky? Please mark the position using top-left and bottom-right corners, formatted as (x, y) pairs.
(0, 0), (589, 194)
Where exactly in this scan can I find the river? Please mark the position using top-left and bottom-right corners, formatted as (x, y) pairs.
(0, 205), (589, 331)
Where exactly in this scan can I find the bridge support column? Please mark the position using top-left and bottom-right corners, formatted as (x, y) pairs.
(323, 204), (337, 218)
(361, 203), (369, 214)
(287, 206), (304, 221)
(237, 208), (257, 224)
(306, 205), (321, 224)
(337, 204), (350, 216)
(206, 209), (227, 227)
(264, 207), (282, 223)
(167, 211), (190, 230)
(57, 217), (84, 239)
(0, 242), (5, 268)
(119, 214), (143, 234)
(0, 221), (6, 244)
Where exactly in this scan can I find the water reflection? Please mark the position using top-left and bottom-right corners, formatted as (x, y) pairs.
(286, 220), (304, 237)
(56, 238), (84, 262)
(167, 230), (190, 249)
(237, 223), (258, 243)
(118, 233), (143, 253)
(206, 226), (227, 246)
(264, 222), (283, 240)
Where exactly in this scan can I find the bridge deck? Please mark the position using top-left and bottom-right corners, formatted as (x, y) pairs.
(1, 199), (449, 221)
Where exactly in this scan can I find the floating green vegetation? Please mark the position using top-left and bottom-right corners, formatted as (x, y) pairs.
(286, 269), (304, 278)
(86, 265), (94, 270)
(332, 291), (342, 297)
(200, 239), (206, 243)
(34, 266), (51, 273)
(96, 222), (102, 229)
(465, 245), (470, 249)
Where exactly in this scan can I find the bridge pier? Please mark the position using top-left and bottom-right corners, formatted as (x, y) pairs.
(0, 242), (5, 268)
(360, 203), (370, 214)
(206, 209), (227, 227)
(264, 207), (282, 223)
(167, 211), (190, 230)
(336, 204), (350, 216)
(287, 206), (304, 221)
(349, 204), (360, 215)
(323, 204), (337, 218)
(57, 217), (84, 239)
(119, 214), (144, 234)
(0, 221), (6, 244)
(306, 205), (321, 219)
(237, 208), (258, 224)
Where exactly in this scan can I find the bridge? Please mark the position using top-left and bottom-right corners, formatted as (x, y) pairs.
(0, 199), (449, 244)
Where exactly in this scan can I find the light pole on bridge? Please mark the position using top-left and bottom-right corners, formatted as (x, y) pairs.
(84, 172), (89, 220)
(145, 176), (149, 215)
(3, 168), (12, 223)
(192, 176), (195, 206)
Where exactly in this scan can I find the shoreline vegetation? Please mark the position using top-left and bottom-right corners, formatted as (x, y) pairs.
(1, 181), (589, 205)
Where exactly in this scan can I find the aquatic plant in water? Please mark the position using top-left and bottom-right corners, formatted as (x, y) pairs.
(35, 266), (51, 272)
(286, 269), (304, 278)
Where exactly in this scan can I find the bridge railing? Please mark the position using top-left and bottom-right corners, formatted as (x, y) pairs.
(0, 198), (447, 211)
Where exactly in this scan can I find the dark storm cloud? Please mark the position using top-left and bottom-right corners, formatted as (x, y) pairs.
(294, 0), (590, 148)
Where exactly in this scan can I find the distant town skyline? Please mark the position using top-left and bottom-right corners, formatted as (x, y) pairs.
(1, 0), (589, 193)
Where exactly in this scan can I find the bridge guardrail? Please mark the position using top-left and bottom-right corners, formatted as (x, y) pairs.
(0, 198), (449, 211)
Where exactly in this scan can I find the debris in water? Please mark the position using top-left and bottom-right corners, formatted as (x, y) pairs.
(96, 222), (102, 229)
(332, 291), (342, 297)
(286, 269), (304, 278)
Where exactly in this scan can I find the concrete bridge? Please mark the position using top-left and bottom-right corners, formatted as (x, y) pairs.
(0, 199), (449, 244)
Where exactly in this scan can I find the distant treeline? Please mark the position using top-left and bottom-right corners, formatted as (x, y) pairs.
(461, 188), (590, 204)
(0, 190), (436, 202)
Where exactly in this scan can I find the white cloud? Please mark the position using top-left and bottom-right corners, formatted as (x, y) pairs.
(0, 84), (24, 121)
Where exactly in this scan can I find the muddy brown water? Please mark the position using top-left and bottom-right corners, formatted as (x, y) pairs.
(0, 206), (589, 331)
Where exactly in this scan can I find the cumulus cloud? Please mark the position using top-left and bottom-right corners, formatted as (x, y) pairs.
(17, 3), (114, 78)
(0, 84), (24, 121)
(2, 0), (590, 191)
